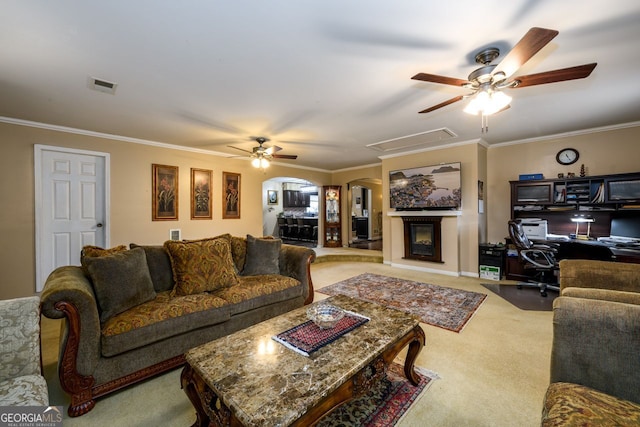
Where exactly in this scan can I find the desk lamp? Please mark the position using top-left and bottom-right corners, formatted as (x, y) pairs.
(571, 215), (595, 240)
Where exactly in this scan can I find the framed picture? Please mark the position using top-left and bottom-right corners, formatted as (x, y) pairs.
(267, 190), (278, 205)
(191, 168), (212, 219)
(152, 164), (178, 221)
(222, 171), (240, 219)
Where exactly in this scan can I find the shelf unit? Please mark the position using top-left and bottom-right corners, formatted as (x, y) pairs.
(510, 172), (640, 238)
(507, 172), (640, 279)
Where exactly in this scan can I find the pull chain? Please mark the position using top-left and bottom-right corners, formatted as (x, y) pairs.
(481, 113), (489, 133)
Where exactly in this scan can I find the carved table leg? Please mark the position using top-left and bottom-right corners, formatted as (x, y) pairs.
(181, 364), (212, 427)
(182, 364), (236, 427)
(403, 325), (426, 385)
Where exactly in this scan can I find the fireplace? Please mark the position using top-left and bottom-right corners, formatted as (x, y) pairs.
(402, 216), (443, 263)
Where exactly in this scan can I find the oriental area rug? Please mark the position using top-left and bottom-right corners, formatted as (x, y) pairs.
(319, 363), (437, 427)
(50, 362), (437, 427)
(320, 273), (487, 332)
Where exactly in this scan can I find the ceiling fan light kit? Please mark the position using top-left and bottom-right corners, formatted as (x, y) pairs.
(411, 27), (597, 133)
(228, 136), (298, 169)
(463, 89), (512, 116)
(252, 157), (270, 169)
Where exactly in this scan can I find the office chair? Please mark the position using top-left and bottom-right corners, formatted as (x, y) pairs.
(508, 219), (560, 297)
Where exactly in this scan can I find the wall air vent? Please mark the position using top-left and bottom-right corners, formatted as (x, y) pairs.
(366, 128), (457, 152)
(88, 76), (118, 94)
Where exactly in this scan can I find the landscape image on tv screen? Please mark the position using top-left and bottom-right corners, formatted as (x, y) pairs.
(389, 162), (461, 210)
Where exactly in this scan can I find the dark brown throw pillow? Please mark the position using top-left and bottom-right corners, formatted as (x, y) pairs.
(242, 234), (281, 276)
(82, 247), (156, 323)
(129, 244), (175, 292)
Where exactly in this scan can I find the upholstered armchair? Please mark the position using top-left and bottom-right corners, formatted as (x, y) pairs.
(0, 296), (49, 406)
(558, 259), (640, 304)
(542, 296), (640, 424)
(542, 260), (640, 425)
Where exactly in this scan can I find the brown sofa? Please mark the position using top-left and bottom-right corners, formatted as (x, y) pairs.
(541, 259), (640, 425)
(40, 234), (315, 417)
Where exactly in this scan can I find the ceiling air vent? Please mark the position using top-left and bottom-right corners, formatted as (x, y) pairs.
(366, 128), (457, 152)
(88, 76), (117, 94)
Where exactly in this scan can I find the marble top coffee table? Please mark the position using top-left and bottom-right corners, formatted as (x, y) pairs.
(181, 294), (425, 427)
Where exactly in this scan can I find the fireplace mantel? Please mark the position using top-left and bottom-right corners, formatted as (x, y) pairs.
(387, 210), (461, 217)
(388, 211), (461, 275)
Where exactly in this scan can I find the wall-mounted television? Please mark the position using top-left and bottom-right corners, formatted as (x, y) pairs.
(389, 162), (461, 210)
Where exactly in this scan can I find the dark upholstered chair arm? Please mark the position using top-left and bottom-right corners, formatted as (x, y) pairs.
(550, 296), (640, 404)
(40, 266), (101, 376)
(558, 259), (640, 293)
(279, 244), (316, 304)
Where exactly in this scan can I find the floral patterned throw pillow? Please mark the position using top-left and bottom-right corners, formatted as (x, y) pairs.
(164, 236), (240, 297)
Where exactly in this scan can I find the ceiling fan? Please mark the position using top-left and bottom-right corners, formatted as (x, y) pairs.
(411, 27), (597, 130)
(228, 137), (298, 168)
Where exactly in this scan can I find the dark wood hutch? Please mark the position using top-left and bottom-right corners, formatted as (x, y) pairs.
(510, 171), (640, 237)
(507, 171), (640, 278)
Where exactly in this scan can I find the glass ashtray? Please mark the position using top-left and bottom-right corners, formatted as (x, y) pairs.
(307, 304), (345, 329)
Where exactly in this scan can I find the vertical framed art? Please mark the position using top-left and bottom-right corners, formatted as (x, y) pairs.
(191, 168), (212, 219)
(222, 171), (241, 219)
(152, 164), (178, 221)
(267, 190), (278, 205)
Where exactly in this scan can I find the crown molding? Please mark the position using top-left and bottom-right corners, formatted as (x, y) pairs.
(0, 116), (334, 173)
(330, 162), (383, 174)
(489, 121), (640, 148)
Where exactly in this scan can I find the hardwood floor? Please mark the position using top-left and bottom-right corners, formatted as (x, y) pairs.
(348, 239), (382, 250)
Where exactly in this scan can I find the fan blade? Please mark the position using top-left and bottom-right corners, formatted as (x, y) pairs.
(264, 145), (283, 155)
(418, 95), (464, 114)
(493, 27), (559, 78)
(227, 145), (253, 155)
(496, 104), (511, 114)
(511, 63), (597, 88)
(272, 154), (298, 160)
(412, 73), (469, 87)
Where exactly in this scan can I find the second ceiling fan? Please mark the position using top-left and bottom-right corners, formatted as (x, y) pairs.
(412, 27), (597, 125)
(228, 137), (298, 168)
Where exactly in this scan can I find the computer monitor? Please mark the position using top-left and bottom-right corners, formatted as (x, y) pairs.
(610, 217), (640, 240)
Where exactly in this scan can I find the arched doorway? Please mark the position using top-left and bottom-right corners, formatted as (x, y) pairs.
(347, 178), (382, 250)
(262, 177), (319, 247)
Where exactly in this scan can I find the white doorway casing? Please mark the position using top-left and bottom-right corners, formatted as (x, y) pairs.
(34, 145), (110, 292)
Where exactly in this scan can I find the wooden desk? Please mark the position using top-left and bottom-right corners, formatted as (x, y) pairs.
(505, 238), (640, 280)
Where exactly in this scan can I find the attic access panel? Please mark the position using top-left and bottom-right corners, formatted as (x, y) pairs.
(367, 128), (457, 152)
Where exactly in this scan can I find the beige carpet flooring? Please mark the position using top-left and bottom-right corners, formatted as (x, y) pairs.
(41, 259), (552, 426)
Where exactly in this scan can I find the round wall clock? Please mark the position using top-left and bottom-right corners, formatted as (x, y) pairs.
(556, 148), (579, 165)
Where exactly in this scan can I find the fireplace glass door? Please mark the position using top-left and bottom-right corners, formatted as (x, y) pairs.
(410, 223), (434, 256)
(402, 216), (442, 263)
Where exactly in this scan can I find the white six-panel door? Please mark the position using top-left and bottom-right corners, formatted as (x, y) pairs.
(35, 145), (109, 292)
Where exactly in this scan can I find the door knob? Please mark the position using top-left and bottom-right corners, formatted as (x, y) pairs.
(97, 223), (103, 228)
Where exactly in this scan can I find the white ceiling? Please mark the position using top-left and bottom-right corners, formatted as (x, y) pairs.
(2, 1), (640, 171)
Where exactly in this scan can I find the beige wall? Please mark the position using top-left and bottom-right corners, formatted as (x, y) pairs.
(381, 142), (483, 276)
(477, 144), (488, 243)
(3, 119), (639, 299)
(0, 122), (330, 299)
(486, 125), (640, 243)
